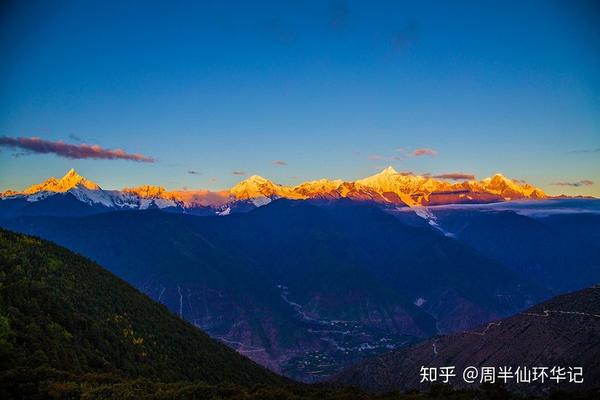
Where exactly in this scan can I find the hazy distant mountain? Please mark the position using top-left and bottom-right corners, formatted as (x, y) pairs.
(0, 167), (548, 218)
(0, 200), (545, 381)
(333, 286), (600, 394)
(429, 209), (600, 293)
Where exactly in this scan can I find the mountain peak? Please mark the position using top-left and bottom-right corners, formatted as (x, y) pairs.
(63, 168), (80, 178)
(245, 175), (271, 183)
(379, 166), (398, 175)
(230, 175), (281, 200)
(123, 185), (168, 198)
(481, 173), (546, 199)
(358, 166), (400, 185)
(231, 175), (275, 190)
(58, 168), (99, 191)
(59, 168), (84, 185)
(21, 169), (99, 194)
(490, 172), (507, 180)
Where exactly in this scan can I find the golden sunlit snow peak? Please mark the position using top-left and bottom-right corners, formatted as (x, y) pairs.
(4, 167), (548, 206)
(22, 168), (100, 194)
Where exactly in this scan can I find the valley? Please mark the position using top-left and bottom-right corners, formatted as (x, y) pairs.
(1, 169), (598, 384)
(333, 286), (600, 393)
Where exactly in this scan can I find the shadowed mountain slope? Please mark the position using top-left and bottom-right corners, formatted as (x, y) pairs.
(432, 209), (600, 293)
(333, 286), (600, 394)
(0, 200), (546, 381)
(0, 228), (285, 394)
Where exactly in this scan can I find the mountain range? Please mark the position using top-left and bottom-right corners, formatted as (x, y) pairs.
(0, 167), (548, 218)
(333, 286), (600, 393)
(4, 228), (596, 398)
(1, 168), (599, 384)
(0, 199), (551, 381)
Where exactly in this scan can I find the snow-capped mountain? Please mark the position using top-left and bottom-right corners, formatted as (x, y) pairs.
(1, 167), (548, 216)
(23, 168), (100, 194)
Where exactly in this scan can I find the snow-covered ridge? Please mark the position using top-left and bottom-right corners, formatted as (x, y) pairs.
(23, 168), (99, 194)
(1, 166), (548, 212)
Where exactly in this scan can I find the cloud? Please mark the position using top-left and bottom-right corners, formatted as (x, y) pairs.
(209, 177), (218, 183)
(411, 148), (437, 157)
(273, 160), (287, 166)
(433, 173), (476, 180)
(232, 171), (246, 176)
(187, 170), (201, 175)
(368, 150), (417, 162)
(551, 180), (594, 187)
(0, 136), (154, 162)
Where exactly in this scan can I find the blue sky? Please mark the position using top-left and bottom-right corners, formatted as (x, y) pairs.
(1, 0), (599, 195)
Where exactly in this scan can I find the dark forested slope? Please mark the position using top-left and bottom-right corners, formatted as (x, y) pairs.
(0, 228), (285, 397)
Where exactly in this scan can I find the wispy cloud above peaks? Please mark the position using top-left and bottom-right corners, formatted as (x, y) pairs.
(411, 148), (437, 157)
(0, 136), (154, 162)
(232, 171), (246, 176)
(187, 170), (201, 175)
(273, 160), (287, 166)
(368, 153), (405, 162)
(551, 180), (594, 187)
(395, 147), (438, 158)
(434, 173), (475, 180)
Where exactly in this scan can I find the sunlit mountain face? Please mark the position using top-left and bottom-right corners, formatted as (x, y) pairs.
(1, 167), (549, 217)
(1, 168), (599, 382)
